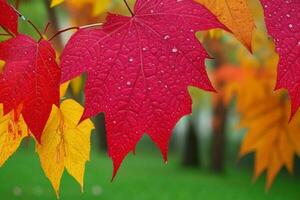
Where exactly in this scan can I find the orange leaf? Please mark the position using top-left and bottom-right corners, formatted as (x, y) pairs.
(195, 0), (255, 50)
(236, 73), (300, 189)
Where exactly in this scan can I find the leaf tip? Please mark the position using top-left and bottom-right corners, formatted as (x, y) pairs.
(111, 157), (122, 182)
(55, 189), (60, 199)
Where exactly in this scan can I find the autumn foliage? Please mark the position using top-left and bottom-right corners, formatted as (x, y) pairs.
(0, 0), (299, 196)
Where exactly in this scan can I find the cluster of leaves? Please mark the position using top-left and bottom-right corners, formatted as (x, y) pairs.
(214, 26), (300, 188)
(0, 0), (299, 195)
(0, 0), (94, 196)
(202, 0), (297, 187)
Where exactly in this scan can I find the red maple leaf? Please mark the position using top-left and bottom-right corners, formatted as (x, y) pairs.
(260, 0), (300, 118)
(60, 0), (225, 176)
(0, 0), (18, 35)
(0, 34), (60, 142)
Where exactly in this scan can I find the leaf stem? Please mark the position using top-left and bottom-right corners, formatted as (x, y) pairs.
(0, 25), (15, 37)
(43, 0), (63, 50)
(15, 0), (20, 9)
(48, 23), (103, 41)
(123, 0), (134, 16)
(27, 20), (44, 41)
(43, 22), (51, 35)
(12, 6), (44, 40)
(48, 27), (79, 41)
(80, 23), (103, 29)
(0, 33), (10, 36)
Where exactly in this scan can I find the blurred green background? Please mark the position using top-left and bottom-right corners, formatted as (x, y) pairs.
(0, 0), (299, 199)
(0, 138), (299, 200)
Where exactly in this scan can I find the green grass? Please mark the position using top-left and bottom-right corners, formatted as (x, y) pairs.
(0, 145), (298, 200)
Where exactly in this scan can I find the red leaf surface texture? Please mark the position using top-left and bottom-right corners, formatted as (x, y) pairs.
(0, 0), (18, 34)
(261, 0), (300, 117)
(0, 35), (60, 141)
(60, 0), (225, 176)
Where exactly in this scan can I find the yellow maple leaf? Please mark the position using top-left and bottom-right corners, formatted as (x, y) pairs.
(207, 29), (224, 40)
(92, 0), (112, 16)
(60, 81), (70, 98)
(50, 0), (64, 7)
(60, 77), (82, 98)
(70, 76), (83, 97)
(51, 0), (111, 16)
(0, 60), (5, 72)
(51, 0), (94, 8)
(0, 104), (28, 167)
(36, 99), (94, 197)
(195, 0), (255, 50)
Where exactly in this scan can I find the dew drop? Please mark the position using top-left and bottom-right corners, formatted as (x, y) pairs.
(164, 35), (170, 40)
(172, 47), (178, 53)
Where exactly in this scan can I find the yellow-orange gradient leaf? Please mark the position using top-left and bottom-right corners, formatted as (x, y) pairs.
(214, 36), (296, 187)
(239, 85), (300, 189)
(195, 0), (255, 50)
(221, 66), (300, 189)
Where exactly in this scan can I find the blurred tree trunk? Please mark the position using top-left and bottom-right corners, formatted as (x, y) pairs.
(200, 32), (228, 173)
(210, 95), (227, 172)
(44, 0), (63, 51)
(94, 113), (108, 151)
(182, 117), (200, 167)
